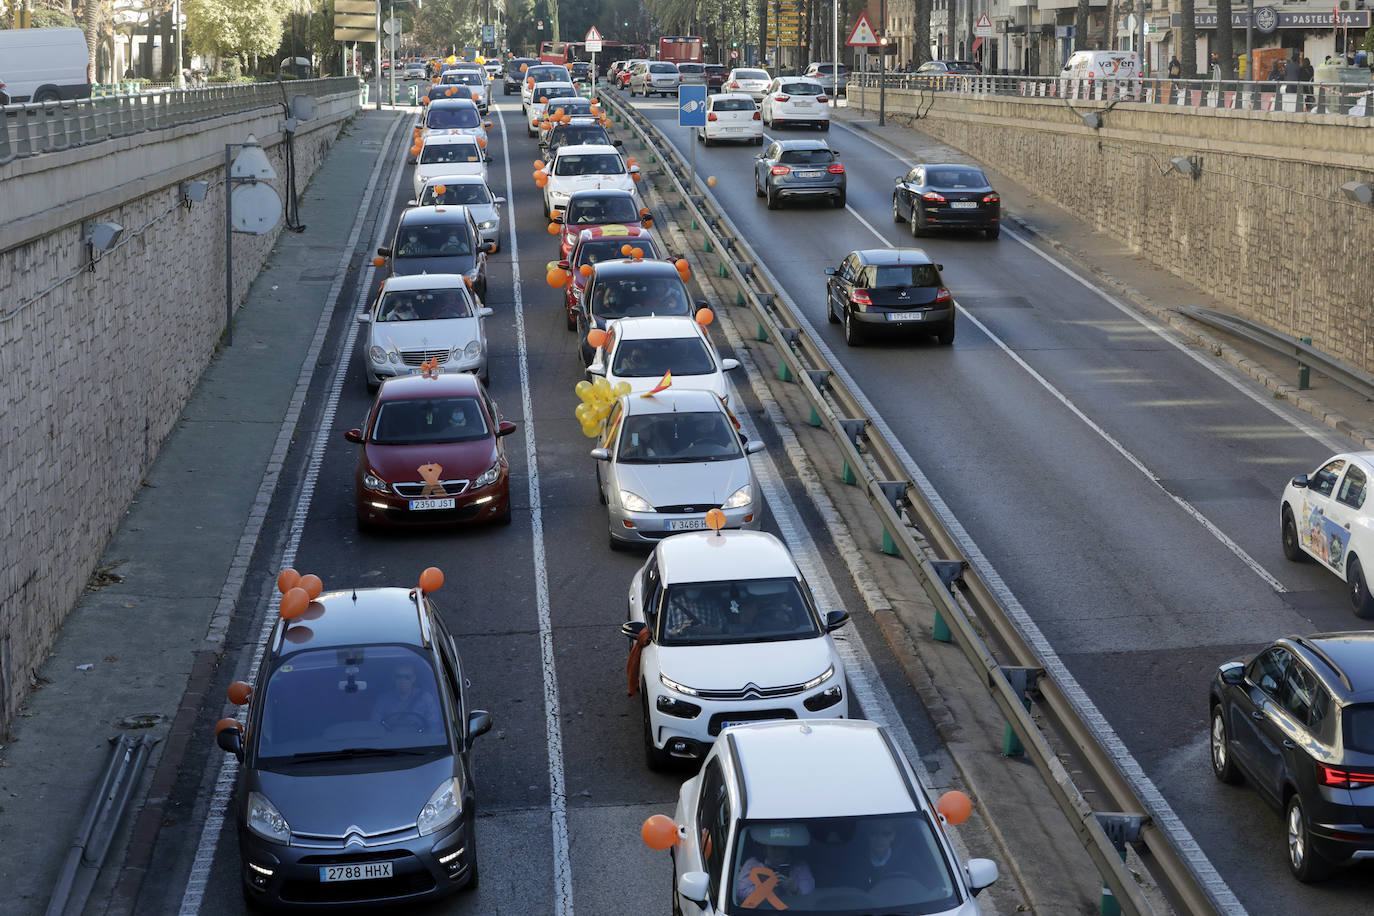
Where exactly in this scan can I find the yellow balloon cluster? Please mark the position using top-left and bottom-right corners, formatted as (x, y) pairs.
(574, 377), (631, 438)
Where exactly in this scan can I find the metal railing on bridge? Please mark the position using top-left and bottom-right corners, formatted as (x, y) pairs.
(0, 77), (362, 166)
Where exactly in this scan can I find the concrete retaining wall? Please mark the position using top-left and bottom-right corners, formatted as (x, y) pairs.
(0, 87), (359, 731)
(853, 88), (1374, 376)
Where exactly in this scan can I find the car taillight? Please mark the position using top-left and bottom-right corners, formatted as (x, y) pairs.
(935, 287), (952, 304)
(850, 288), (872, 305)
(922, 191), (946, 202)
(828, 164), (844, 174)
(983, 193), (1000, 204)
(770, 165), (790, 176)
(730, 81), (739, 87)
(752, 111), (761, 120)
(817, 95), (829, 103)
(707, 112), (718, 121)
(1317, 763), (1374, 790)
(774, 94), (789, 102)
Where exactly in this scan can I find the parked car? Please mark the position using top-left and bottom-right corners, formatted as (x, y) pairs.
(825, 248), (954, 346)
(630, 60), (682, 97)
(697, 92), (763, 146)
(1281, 453), (1374, 616)
(553, 188), (646, 259)
(754, 139), (846, 209)
(803, 61), (849, 95)
(621, 531), (849, 768)
(376, 206), (494, 301)
(587, 315), (741, 402)
(542, 143), (639, 219)
(504, 57), (537, 95)
(664, 720), (999, 914)
(591, 388), (764, 550)
(725, 67), (772, 101)
(559, 227), (665, 331)
(412, 135), (488, 200)
(575, 257), (698, 365)
(1209, 631), (1374, 879)
(359, 273), (493, 390)
(760, 77), (831, 130)
(915, 59), (982, 76)
(891, 162), (1000, 239)
(410, 175), (504, 253)
(216, 579), (493, 906)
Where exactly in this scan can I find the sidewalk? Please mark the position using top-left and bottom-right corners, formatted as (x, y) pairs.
(0, 108), (407, 916)
(829, 103), (1374, 449)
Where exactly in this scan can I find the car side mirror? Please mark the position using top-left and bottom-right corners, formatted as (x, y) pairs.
(552, 215), (564, 224)
(587, 364), (606, 376)
(376, 246), (392, 257)
(1291, 474), (1309, 489)
(613, 139), (624, 146)
(406, 199), (418, 206)
(483, 240), (497, 254)
(216, 725), (244, 761)
(557, 260), (571, 270)
(721, 358), (740, 372)
(824, 609), (850, 632)
(467, 709), (493, 743)
(356, 313), (372, 324)
(1219, 661), (1245, 686)
(936, 263), (944, 271)
(590, 447), (610, 460)
(678, 871), (710, 905)
(621, 620), (647, 640)
(695, 299), (708, 310)
(744, 440), (765, 455)
(495, 196), (507, 204)
(345, 428), (364, 444)
(965, 858), (999, 895)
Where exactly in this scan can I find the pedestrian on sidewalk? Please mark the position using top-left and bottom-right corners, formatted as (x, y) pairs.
(1299, 56), (1315, 109)
(1167, 56), (1182, 104)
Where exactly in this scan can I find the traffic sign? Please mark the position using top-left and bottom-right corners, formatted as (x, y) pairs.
(383, 16), (401, 35)
(384, 33), (401, 52)
(847, 13), (878, 46)
(731, 49), (739, 60)
(678, 85), (707, 128)
(974, 13), (993, 37)
(585, 26), (603, 53)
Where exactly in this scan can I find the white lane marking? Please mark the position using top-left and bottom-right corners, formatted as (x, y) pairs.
(178, 113), (408, 914)
(495, 102), (575, 916)
(847, 205), (894, 247)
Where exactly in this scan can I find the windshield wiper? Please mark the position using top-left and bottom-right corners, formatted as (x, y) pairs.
(284, 747), (426, 763)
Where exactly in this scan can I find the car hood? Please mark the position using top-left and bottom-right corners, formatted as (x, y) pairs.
(548, 175), (636, 197)
(615, 456), (752, 506)
(368, 317), (481, 353)
(255, 756), (456, 839)
(364, 438), (499, 482)
(658, 637), (833, 691)
(391, 255), (478, 276)
(465, 203), (499, 224)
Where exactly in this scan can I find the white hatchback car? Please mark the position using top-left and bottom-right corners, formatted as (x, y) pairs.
(623, 530), (850, 768)
(761, 77), (831, 130)
(359, 274), (493, 390)
(1281, 452), (1374, 616)
(588, 315), (740, 402)
(724, 67), (772, 101)
(697, 92), (763, 146)
(413, 135), (488, 200)
(543, 143), (639, 218)
(667, 720), (999, 915)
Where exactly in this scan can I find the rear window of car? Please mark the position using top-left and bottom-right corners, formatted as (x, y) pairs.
(547, 99), (592, 116)
(926, 167), (988, 188)
(551, 126), (611, 149)
(712, 97), (756, 111)
(780, 82), (823, 95)
(867, 265), (941, 288)
(394, 223), (473, 258)
(679, 64), (704, 73)
(426, 106), (479, 128)
(420, 142), (481, 164)
(420, 181), (490, 207)
(567, 195), (640, 225)
(576, 237), (660, 267)
(736, 70), (769, 80)
(650, 63), (678, 73)
(778, 148), (835, 164)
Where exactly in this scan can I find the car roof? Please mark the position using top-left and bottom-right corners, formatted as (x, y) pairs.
(778, 76), (823, 83)
(621, 386), (724, 415)
(378, 372), (485, 398)
(710, 92), (755, 102)
(553, 143), (620, 156)
(920, 162), (987, 172)
(427, 97), (479, 110)
(380, 273), (470, 292)
(611, 315), (702, 341)
(398, 205), (474, 226)
(1290, 630), (1374, 699)
(729, 721), (921, 819)
(569, 187), (635, 200)
(851, 248), (935, 266)
(578, 225), (653, 242)
(593, 258), (681, 279)
(273, 587), (430, 656)
(655, 530), (800, 585)
(422, 173), (487, 186)
(772, 139), (834, 150)
(421, 133), (480, 145)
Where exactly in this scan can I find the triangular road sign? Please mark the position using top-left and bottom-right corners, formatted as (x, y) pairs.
(585, 26), (603, 42)
(975, 13), (991, 28)
(847, 13), (878, 46)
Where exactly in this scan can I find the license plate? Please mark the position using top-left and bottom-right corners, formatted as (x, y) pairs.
(667, 518), (708, 531)
(797, 170), (822, 178)
(319, 862), (393, 882)
(409, 498), (455, 510)
(887, 311), (925, 321)
(795, 101), (812, 107)
(950, 201), (978, 209)
(721, 718), (782, 729)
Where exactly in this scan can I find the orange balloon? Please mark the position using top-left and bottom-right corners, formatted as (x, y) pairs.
(631, 247), (644, 259)
(276, 568), (301, 594)
(937, 790), (972, 826)
(299, 574), (323, 599)
(587, 328), (608, 349)
(540, 96), (548, 103)
(227, 681), (253, 705)
(675, 258), (690, 275)
(472, 92), (481, 101)
(546, 267), (568, 288)
(548, 222), (560, 234)
(536, 174), (549, 188)
(626, 156), (638, 167)
(641, 814), (679, 851)
(632, 172), (642, 183)
(706, 175), (718, 187)
(484, 120), (493, 130)
(280, 586), (309, 620)
(215, 717), (243, 736)
(532, 170), (544, 182)
(372, 256), (386, 267)
(419, 566), (445, 593)
(445, 88), (456, 96)
(621, 244), (633, 256)
(477, 137), (487, 148)
(579, 264), (593, 277)
(696, 307), (715, 327)
(521, 64), (529, 72)
(433, 184), (448, 195)
(554, 108), (565, 117)
(705, 508), (727, 530)
(534, 159), (546, 170)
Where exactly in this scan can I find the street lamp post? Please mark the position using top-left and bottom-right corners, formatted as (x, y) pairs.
(174, 0), (184, 89)
(774, 2), (782, 73)
(878, 35), (887, 125)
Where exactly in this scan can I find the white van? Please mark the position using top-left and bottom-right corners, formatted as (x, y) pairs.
(0, 27), (91, 104)
(1061, 50), (1140, 81)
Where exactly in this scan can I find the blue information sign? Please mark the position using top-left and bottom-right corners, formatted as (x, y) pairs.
(678, 85), (708, 128)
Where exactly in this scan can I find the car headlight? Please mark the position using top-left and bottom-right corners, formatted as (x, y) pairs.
(801, 665), (836, 692)
(462, 340), (482, 360)
(368, 344), (396, 365)
(619, 489), (653, 512)
(362, 470), (389, 494)
(473, 460), (501, 488)
(478, 219), (497, 230)
(660, 672), (700, 697)
(247, 791), (290, 843)
(417, 777), (463, 836)
(721, 485), (752, 510)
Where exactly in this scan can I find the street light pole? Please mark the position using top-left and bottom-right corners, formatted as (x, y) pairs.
(174, 0), (185, 88)
(878, 35), (887, 125)
(1245, 0), (1254, 79)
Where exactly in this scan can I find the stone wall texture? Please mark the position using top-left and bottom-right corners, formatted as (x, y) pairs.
(0, 87), (358, 732)
(854, 88), (1374, 376)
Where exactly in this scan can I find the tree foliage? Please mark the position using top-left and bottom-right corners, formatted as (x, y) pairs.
(184, 0), (286, 62)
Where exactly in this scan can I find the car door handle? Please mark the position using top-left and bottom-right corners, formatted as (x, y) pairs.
(1251, 711), (1266, 720)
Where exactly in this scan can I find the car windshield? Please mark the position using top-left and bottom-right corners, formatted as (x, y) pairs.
(394, 225), (472, 258)
(420, 142), (481, 164)
(779, 148), (835, 165)
(567, 195), (640, 225)
(612, 337), (715, 378)
(426, 106), (480, 128)
(615, 410), (741, 464)
(925, 167), (988, 188)
(421, 181), (491, 206)
(713, 98), (756, 112)
(371, 396), (490, 444)
(780, 82), (823, 95)
(377, 288), (473, 321)
(554, 153), (625, 176)
(535, 84), (575, 100)
(657, 577), (819, 646)
(728, 814), (961, 914)
(736, 69), (769, 80)
(552, 126), (611, 150)
(591, 275), (692, 320)
(529, 66), (569, 82)
(680, 64), (704, 74)
(576, 237), (659, 267)
(254, 646), (448, 766)
(871, 265), (941, 288)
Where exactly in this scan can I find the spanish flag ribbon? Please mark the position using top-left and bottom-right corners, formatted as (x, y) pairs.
(641, 369), (672, 397)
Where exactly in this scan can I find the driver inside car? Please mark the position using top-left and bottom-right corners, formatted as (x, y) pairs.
(371, 663), (442, 733)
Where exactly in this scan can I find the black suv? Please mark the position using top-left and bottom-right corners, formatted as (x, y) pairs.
(377, 206), (494, 301)
(503, 57), (537, 95)
(216, 581), (493, 908)
(575, 258), (702, 365)
(825, 248), (954, 346)
(1210, 632), (1374, 881)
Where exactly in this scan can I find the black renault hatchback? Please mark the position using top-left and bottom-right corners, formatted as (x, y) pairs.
(216, 578), (492, 908)
(1210, 632), (1374, 881)
(825, 248), (955, 346)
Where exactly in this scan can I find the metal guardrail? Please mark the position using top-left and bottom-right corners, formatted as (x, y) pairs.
(0, 76), (361, 166)
(1178, 306), (1374, 401)
(600, 88), (1222, 915)
(849, 70), (1374, 117)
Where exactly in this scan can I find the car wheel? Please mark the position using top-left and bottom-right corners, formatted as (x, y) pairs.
(642, 692), (672, 771)
(1209, 705), (1242, 784)
(565, 305), (578, 331)
(892, 196), (905, 223)
(985, 225), (1001, 240)
(766, 186), (779, 210)
(834, 190), (846, 208)
(1287, 794), (1334, 882)
(1281, 506), (1307, 562)
(703, 134), (714, 147)
(755, 174), (764, 198)
(936, 324), (955, 346)
(696, 128), (703, 143)
(911, 213), (927, 238)
(1350, 556), (1374, 618)
(843, 307), (862, 346)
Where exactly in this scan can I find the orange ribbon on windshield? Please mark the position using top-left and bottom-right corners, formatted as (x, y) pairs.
(741, 867), (787, 909)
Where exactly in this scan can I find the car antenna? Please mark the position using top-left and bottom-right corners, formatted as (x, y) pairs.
(352, 587), (358, 602)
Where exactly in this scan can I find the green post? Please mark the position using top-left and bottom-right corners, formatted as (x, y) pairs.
(736, 291), (746, 306)
(841, 461), (856, 485)
(703, 239), (713, 253)
(932, 610), (951, 642)
(1002, 696), (1031, 757)
(1298, 337), (1311, 390)
(809, 406), (822, 427)
(881, 528), (899, 556)
(777, 360), (792, 382)
(691, 218), (699, 230)
(756, 323), (768, 341)
(1100, 847), (1126, 916)
(718, 263), (728, 277)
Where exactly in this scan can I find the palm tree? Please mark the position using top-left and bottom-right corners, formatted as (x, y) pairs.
(1180, 0), (1197, 78)
(1215, 0), (1235, 79)
(1074, 0), (1090, 53)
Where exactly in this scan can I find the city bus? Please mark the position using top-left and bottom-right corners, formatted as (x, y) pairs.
(658, 36), (704, 64)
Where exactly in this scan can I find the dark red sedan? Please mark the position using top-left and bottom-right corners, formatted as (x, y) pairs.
(345, 373), (517, 529)
(553, 189), (646, 260)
